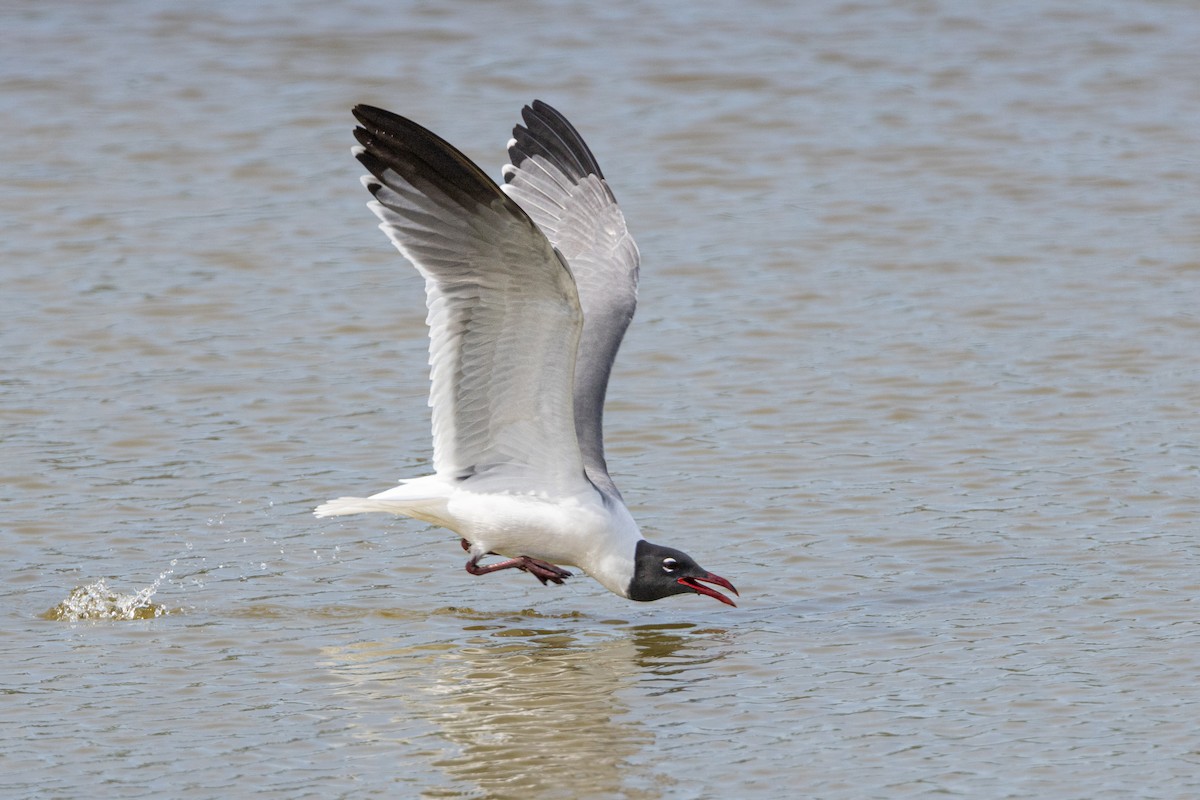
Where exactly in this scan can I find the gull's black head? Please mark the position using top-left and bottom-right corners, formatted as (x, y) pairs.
(627, 540), (738, 606)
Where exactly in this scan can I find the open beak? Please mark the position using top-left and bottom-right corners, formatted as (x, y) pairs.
(678, 572), (739, 607)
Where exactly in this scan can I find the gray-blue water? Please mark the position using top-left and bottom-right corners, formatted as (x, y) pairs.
(3, 1), (1199, 797)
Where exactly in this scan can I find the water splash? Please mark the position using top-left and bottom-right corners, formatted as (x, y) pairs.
(44, 571), (173, 622)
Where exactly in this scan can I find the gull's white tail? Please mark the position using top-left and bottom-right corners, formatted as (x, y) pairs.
(314, 497), (414, 517)
(314, 475), (452, 526)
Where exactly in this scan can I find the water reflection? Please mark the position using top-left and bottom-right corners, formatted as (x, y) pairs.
(323, 613), (728, 798)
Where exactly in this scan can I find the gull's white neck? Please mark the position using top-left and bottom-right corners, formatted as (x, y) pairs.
(578, 495), (643, 598)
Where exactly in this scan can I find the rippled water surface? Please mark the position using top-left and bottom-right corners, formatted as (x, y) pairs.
(3, 1), (1199, 797)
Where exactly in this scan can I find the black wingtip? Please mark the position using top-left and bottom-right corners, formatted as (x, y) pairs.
(509, 99), (605, 182)
(350, 103), (506, 212)
(351, 104), (419, 135)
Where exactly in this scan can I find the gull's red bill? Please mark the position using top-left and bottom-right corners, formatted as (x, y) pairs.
(678, 572), (739, 607)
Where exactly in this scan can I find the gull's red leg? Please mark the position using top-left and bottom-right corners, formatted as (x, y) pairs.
(464, 552), (572, 585)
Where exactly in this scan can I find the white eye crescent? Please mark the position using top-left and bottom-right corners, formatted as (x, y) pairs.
(662, 557), (678, 573)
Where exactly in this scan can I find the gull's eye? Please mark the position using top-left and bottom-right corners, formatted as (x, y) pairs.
(662, 557), (678, 573)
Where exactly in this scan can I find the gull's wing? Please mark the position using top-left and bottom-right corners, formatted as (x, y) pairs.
(501, 101), (641, 500)
(351, 104), (588, 494)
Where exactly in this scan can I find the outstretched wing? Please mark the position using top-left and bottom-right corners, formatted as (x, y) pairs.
(501, 100), (641, 499)
(352, 104), (588, 494)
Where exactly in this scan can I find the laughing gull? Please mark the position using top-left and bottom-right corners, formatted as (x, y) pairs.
(315, 101), (737, 606)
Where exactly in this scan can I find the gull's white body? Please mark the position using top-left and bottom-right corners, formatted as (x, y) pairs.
(317, 475), (641, 597)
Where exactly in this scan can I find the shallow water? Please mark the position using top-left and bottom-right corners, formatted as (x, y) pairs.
(3, 0), (1199, 797)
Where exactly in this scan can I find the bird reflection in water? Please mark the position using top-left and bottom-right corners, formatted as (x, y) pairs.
(322, 613), (729, 798)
